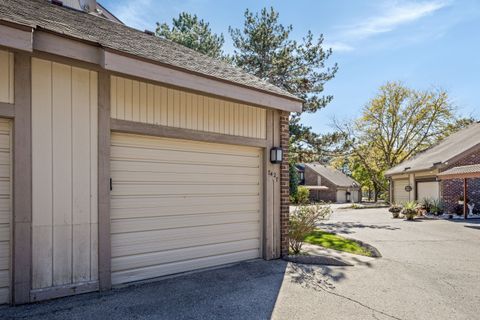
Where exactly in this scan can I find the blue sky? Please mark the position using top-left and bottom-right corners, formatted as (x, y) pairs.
(101, 0), (480, 133)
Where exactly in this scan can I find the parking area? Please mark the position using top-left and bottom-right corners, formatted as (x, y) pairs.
(2, 207), (480, 320)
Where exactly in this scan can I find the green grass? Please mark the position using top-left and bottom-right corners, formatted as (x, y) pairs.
(304, 230), (373, 257)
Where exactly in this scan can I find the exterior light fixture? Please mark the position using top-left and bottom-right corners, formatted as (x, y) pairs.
(270, 147), (283, 164)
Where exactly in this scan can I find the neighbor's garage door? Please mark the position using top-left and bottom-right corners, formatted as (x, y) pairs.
(336, 190), (347, 203)
(0, 119), (11, 304)
(393, 179), (410, 204)
(110, 133), (262, 285)
(417, 181), (439, 201)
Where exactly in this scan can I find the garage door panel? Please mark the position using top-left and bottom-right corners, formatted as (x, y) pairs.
(111, 171), (260, 184)
(111, 183), (260, 197)
(0, 119), (10, 304)
(112, 249), (259, 285)
(111, 146), (260, 168)
(111, 161), (260, 176)
(111, 134), (259, 156)
(111, 133), (262, 284)
(112, 239), (260, 272)
(112, 212), (260, 234)
(111, 198), (260, 219)
(112, 223), (260, 258)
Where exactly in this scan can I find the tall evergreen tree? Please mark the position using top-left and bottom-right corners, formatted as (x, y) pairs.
(229, 8), (338, 161)
(156, 12), (225, 58)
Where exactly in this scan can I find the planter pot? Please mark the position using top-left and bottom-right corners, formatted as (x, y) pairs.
(405, 213), (415, 221)
(392, 212), (400, 219)
(458, 201), (464, 205)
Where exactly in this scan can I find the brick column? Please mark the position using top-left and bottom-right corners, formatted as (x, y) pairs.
(279, 111), (290, 256)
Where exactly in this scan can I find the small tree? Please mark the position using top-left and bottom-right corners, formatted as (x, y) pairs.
(289, 162), (300, 201)
(289, 204), (331, 254)
(296, 186), (310, 204)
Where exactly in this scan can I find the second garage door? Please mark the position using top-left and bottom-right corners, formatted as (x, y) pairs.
(417, 181), (439, 201)
(110, 133), (262, 285)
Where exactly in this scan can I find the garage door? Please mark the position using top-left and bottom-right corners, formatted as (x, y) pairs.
(0, 119), (11, 304)
(417, 181), (439, 201)
(336, 190), (346, 203)
(110, 133), (262, 285)
(393, 179), (410, 204)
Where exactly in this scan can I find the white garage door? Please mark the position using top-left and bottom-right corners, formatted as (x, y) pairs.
(0, 119), (11, 304)
(336, 190), (346, 203)
(417, 181), (439, 201)
(110, 133), (262, 285)
(393, 179), (410, 204)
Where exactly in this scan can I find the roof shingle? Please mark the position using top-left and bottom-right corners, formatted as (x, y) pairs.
(305, 163), (359, 188)
(385, 123), (480, 176)
(0, 0), (301, 101)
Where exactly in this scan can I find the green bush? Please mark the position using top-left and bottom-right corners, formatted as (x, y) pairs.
(296, 186), (310, 204)
(289, 204), (331, 254)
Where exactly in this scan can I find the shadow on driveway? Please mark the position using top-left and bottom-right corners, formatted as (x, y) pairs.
(0, 259), (350, 320)
(319, 221), (400, 234)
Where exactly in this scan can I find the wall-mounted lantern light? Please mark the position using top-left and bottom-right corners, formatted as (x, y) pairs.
(270, 147), (283, 164)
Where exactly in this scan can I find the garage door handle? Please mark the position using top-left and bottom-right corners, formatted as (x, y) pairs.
(110, 178), (113, 191)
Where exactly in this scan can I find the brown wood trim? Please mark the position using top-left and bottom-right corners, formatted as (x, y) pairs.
(33, 31), (102, 66)
(263, 109), (274, 260)
(0, 24), (33, 52)
(12, 52), (32, 305)
(30, 281), (99, 302)
(111, 119), (268, 148)
(98, 72), (112, 291)
(0, 102), (15, 118)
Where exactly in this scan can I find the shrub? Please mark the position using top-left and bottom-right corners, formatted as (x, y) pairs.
(296, 186), (310, 204)
(430, 199), (443, 216)
(419, 198), (433, 213)
(389, 204), (402, 218)
(289, 204), (331, 254)
(401, 201), (417, 221)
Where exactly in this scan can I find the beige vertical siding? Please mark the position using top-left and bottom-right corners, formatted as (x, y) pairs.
(31, 58), (98, 290)
(110, 133), (262, 285)
(0, 119), (11, 304)
(110, 76), (267, 139)
(0, 50), (14, 104)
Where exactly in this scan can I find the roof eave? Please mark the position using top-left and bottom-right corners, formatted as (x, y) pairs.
(1, 19), (302, 112)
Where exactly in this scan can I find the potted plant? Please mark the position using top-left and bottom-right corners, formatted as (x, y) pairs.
(389, 204), (402, 218)
(458, 196), (466, 205)
(402, 201), (417, 221)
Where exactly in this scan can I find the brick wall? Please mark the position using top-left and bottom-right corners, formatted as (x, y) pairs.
(440, 150), (480, 214)
(280, 111), (290, 257)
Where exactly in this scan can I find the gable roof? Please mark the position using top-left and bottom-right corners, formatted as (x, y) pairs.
(385, 122), (480, 176)
(0, 0), (302, 103)
(305, 163), (359, 188)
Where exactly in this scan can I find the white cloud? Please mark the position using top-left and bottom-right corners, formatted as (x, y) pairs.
(342, 0), (450, 40)
(324, 41), (355, 52)
(329, 0), (451, 52)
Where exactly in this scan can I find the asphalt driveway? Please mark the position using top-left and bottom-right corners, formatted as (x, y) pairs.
(2, 207), (480, 319)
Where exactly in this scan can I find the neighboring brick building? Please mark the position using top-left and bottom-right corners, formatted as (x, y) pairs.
(385, 122), (480, 216)
(302, 163), (361, 203)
